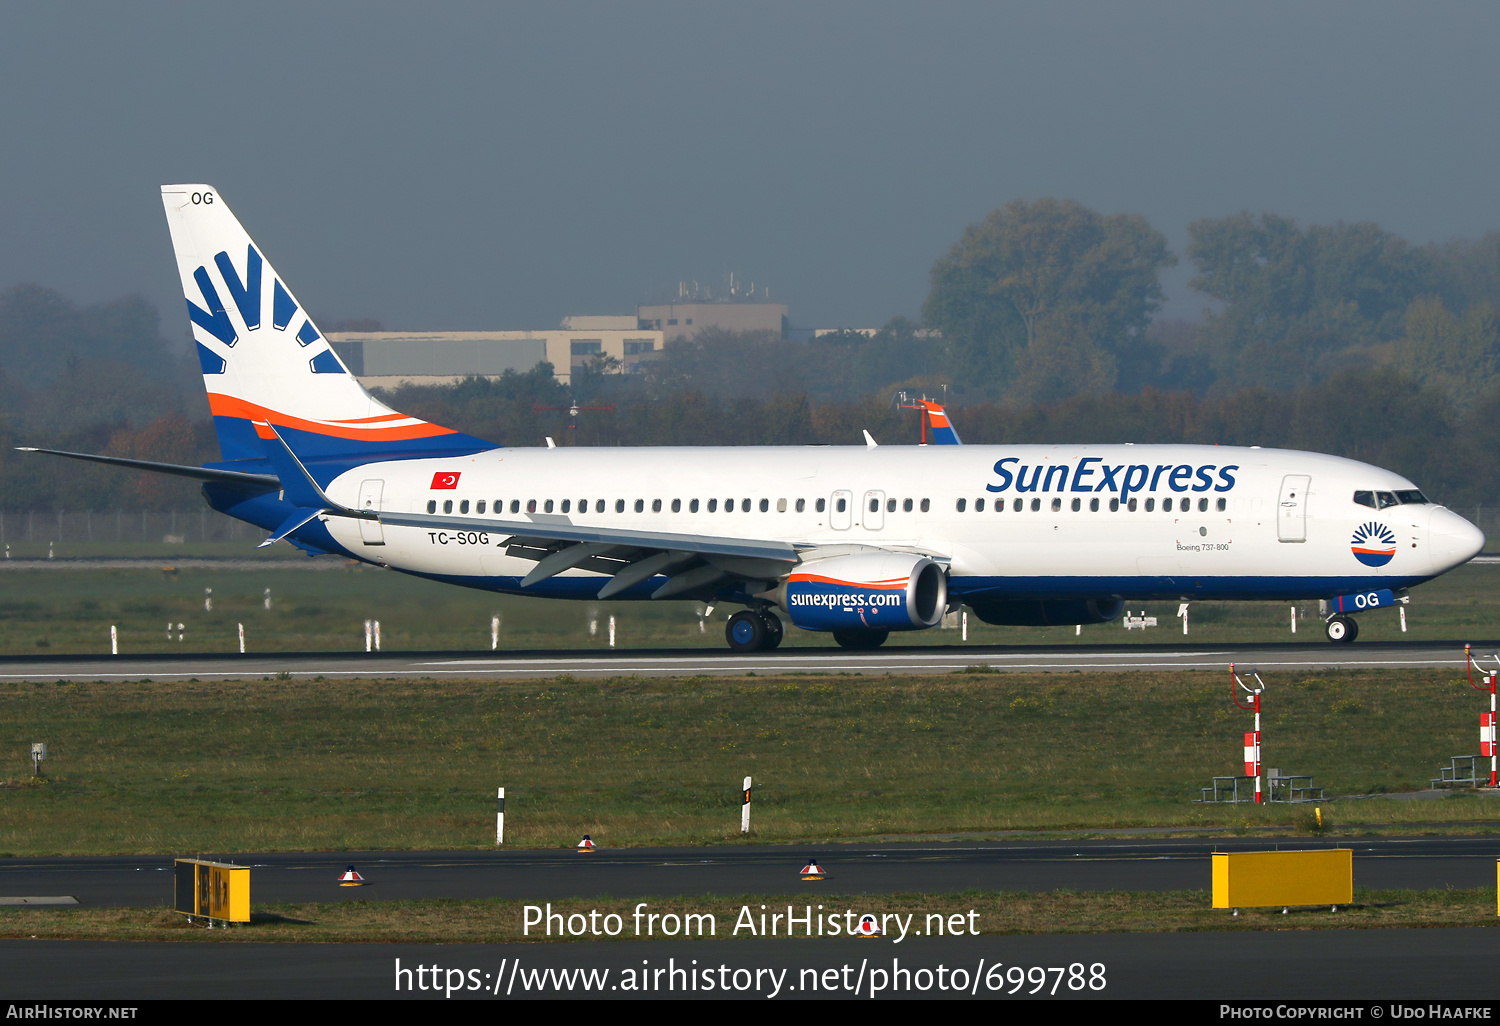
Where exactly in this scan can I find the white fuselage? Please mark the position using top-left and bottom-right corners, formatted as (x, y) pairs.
(310, 443), (1483, 604)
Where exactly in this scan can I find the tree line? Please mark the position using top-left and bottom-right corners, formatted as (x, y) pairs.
(3, 193), (1500, 509)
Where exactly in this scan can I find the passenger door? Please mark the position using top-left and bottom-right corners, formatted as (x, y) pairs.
(1277, 474), (1310, 543)
(359, 480), (386, 545)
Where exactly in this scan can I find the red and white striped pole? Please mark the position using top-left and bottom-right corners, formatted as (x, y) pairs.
(1232, 663), (1266, 803)
(1469, 645), (1498, 788)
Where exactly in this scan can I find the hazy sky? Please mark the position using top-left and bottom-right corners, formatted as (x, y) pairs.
(3, 2), (1499, 341)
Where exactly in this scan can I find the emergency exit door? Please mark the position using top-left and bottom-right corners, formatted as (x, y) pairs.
(1277, 475), (1310, 542)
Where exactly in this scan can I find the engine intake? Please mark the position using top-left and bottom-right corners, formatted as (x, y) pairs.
(775, 552), (947, 632)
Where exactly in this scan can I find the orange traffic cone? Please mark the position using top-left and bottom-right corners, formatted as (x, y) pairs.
(856, 913), (881, 937)
(577, 834), (597, 853)
(800, 858), (825, 881)
(338, 865), (365, 887)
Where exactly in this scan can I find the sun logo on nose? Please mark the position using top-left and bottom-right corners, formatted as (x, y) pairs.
(1351, 522), (1398, 567)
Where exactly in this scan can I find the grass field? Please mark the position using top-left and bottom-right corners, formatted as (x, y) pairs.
(0, 890), (1492, 943)
(1, 561), (1498, 655)
(1, 670), (1497, 856)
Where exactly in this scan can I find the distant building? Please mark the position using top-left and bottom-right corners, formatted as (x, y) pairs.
(326, 325), (665, 389)
(637, 301), (789, 342)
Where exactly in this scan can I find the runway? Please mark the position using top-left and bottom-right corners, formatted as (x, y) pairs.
(4, 837), (1497, 908)
(0, 639), (1494, 681)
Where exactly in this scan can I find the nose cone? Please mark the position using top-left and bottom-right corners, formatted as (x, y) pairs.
(1430, 507), (1485, 570)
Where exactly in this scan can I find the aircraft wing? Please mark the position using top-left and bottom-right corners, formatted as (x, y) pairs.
(378, 511), (801, 600)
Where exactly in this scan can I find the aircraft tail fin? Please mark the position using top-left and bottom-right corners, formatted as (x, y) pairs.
(159, 185), (491, 473)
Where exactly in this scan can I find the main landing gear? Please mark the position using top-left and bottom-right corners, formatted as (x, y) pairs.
(725, 608), (784, 653)
(1325, 615), (1359, 643)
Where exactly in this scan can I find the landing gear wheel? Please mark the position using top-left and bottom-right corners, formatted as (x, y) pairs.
(726, 610), (768, 652)
(1325, 615), (1358, 643)
(832, 628), (889, 650)
(758, 610), (784, 650)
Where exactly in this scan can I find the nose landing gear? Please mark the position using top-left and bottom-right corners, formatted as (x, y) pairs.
(1325, 615), (1359, 643)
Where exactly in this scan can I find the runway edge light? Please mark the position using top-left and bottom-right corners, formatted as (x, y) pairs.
(577, 834), (597, 853)
(800, 858), (825, 881)
(338, 865), (365, 887)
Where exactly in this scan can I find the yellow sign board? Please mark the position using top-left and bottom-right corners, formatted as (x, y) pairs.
(1211, 849), (1352, 909)
(173, 859), (250, 923)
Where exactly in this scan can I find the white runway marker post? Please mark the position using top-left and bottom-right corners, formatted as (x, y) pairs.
(962, 610), (968, 641)
(204, 588), (212, 612)
(374, 620), (381, 651)
(364, 620), (373, 653)
(496, 787), (505, 845)
(741, 776), (752, 835)
(608, 615), (616, 648)
(1178, 603), (1190, 635)
(1291, 606), (1297, 634)
(110, 625), (117, 655)
(237, 623), (245, 654)
(263, 587), (272, 610)
(491, 615), (500, 650)
(1400, 606), (1408, 632)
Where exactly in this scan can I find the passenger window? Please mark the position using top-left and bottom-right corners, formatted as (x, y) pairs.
(817, 498), (826, 513)
(1144, 498), (1154, 512)
(836, 497), (846, 513)
(1109, 498), (1120, 512)
(886, 498), (896, 513)
(708, 498), (718, 512)
(742, 498), (751, 512)
(975, 498), (985, 512)
(615, 499), (625, 513)
(1163, 497), (1173, 512)
(426, 500), (436, 513)
(725, 497), (735, 511)
(1353, 490), (1376, 509)
(1051, 498), (1062, 511)
(1198, 497), (1208, 512)
(476, 500), (486, 514)
(690, 499), (699, 512)
(560, 499), (570, 513)
(595, 499), (605, 513)
(903, 498), (913, 512)
(544, 499), (554, 513)
(1030, 498), (1041, 512)
(920, 498), (930, 512)
(632, 499), (642, 513)
(796, 498), (806, 512)
(460, 500), (470, 514)
(671, 499), (681, 513)
(1376, 491), (1399, 509)
(957, 498), (967, 512)
(527, 500), (537, 513)
(653, 499), (662, 513)
(510, 500), (521, 514)
(777, 498), (787, 512)
(1013, 499), (1022, 512)
(996, 499), (1005, 512)
(1127, 498), (1137, 512)
(761, 499), (770, 512)
(1071, 498), (1081, 512)
(1090, 498), (1099, 512)
(1216, 497), (1227, 512)
(443, 499), (453, 513)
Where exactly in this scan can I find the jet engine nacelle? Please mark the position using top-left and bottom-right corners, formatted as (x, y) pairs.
(967, 598), (1125, 627)
(774, 552), (947, 632)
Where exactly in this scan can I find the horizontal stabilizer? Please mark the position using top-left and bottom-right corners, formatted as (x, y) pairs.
(15, 447), (279, 487)
(257, 507), (325, 548)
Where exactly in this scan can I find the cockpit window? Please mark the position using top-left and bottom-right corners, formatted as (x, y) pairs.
(1357, 488), (1429, 508)
(1375, 491), (1399, 509)
(1353, 491), (1375, 508)
(1394, 489), (1429, 505)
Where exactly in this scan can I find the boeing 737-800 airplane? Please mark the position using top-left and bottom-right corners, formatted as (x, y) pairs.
(20, 186), (1487, 651)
